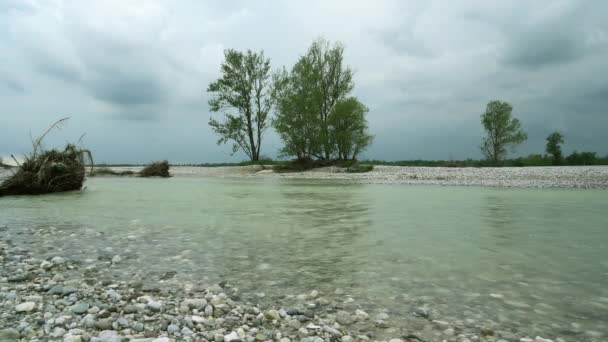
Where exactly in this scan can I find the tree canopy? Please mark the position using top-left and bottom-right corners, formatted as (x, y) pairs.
(480, 100), (527, 165)
(273, 38), (369, 161)
(207, 49), (273, 161)
(546, 132), (565, 165)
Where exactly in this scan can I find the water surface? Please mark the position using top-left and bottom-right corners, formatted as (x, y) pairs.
(1, 177), (607, 339)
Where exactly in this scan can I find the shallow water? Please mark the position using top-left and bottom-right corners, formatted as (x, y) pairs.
(1, 177), (608, 339)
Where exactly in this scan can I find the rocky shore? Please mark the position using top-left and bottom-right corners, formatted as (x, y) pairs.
(68, 165), (608, 189)
(1, 236), (566, 342)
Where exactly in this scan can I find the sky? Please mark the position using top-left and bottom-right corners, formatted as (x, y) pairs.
(1, 0), (607, 163)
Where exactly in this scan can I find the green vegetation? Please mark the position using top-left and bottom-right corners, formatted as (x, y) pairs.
(0, 119), (93, 197)
(546, 132), (565, 165)
(90, 167), (135, 177)
(139, 160), (171, 178)
(480, 100), (527, 165)
(207, 49), (273, 161)
(273, 38), (372, 162)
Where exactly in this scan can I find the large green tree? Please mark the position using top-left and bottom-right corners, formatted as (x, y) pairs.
(328, 97), (373, 160)
(207, 49), (273, 161)
(545, 131), (565, 165)
(273, 38), (362, 161)
(272, 62), (322, 160)
(480, 100), (527, 165)
(306, 38), (354, 159)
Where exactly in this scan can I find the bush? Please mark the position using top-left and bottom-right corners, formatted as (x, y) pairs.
(90, 167), (135, 177)
(345, 164), (374, 173)
(139, 160), (171, 177)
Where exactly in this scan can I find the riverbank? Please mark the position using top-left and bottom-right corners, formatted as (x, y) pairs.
(80, 165), (608, 189)
(1, 235), (565, 342)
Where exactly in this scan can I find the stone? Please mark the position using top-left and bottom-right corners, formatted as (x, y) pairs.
(301, 337), (323, 342)
(152, 338), (170, 342)
(116, 317), (129, 328)
(63, 286), (79, 295)
(167, 324), (180, 334)
(204, 304), (214, 316)
(336, 311), (354, 325)
(265, 309), (280, 321)
(147, 301), (162, 312)
(48, 285), (64, 295)
(375, 320), (389, 328)
(354, 309), (369, 321)
(8, 273), (30, 282)
(52, 327), (67, 337)
(123, 305), (139, 314)
(413, 307), (431, 319)
(70, 303), (90, 314)
(0, 328), (20, 340)
(182, 327), (193, 336)
(94, 319), (113, 331)
(41, 260), (54, 269)
(534, 338), (554, 342)
(92, 330), (122, 342)
(287, 319), (301, 329)
(191, 315), (205, 323)
(376, 312), (390, 320)
(255, 333), (268, 341)
(15, 302), (36, 312)
(64, 334), (83, 342)
(323, 326), (341, 336)
(389, 339), (403, 342)
(224, 331), (240, 342)
(341, 336), (354, 342)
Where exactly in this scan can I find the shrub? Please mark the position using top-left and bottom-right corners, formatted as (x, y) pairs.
(139, 160), (171, 177)
(90, 167), (135, 177)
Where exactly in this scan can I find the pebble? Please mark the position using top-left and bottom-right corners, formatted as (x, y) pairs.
(224, 331), (240, 342)
(70, 303), (90, 314)
(15, 302), (36, 312)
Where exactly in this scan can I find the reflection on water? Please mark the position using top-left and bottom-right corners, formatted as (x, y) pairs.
(1, 177), (608, 338)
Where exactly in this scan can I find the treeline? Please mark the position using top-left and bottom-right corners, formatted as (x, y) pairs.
(365, 153), (608, 168)
(206, 38), (372, 164)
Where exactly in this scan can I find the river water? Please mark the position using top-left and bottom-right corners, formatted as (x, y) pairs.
(1, 176), (607, 340)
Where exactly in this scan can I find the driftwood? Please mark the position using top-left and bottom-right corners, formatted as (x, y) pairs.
(0, 118), (93, 197)
(139, 160), (171, 178)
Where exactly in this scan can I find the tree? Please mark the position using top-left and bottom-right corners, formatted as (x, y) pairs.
(545, 132), (564, 165)
(272, 62), (322, 160)
(480, 100), (527, 165)
(565, 151), (597, 165)
(305, 38), (354, 159)
(328, 97), (373, 160)
(207, 49), (273, 161)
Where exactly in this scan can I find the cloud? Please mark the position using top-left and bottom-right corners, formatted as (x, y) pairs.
(499, 1), (608, 69)
(0, 71), (24, 93)
(0, 0), (606, 162)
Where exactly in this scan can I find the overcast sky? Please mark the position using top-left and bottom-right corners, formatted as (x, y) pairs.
(1, 0), (607, 163)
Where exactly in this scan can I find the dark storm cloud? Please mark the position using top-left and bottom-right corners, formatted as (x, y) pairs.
(1, 0), (607, 162)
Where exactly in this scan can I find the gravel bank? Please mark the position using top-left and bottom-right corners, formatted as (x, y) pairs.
(6, 165), (606, 189)
(258, 165), (608, 189)
(92, 165), (608, 189)
(1, 236), (562, 342)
